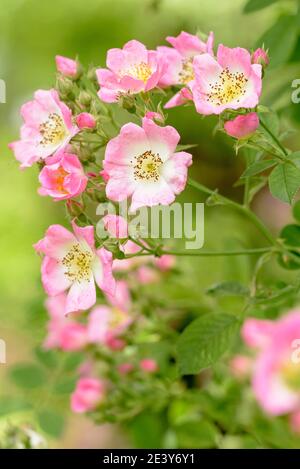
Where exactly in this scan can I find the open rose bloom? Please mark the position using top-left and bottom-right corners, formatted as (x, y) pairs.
(96, 40), (165, 103)
(103, 117), (192, 211)
(242, 311), (300, 416)
(34, 222), (115, 314)
(190, 45), (262, 115)
(9, 89), (78, 168)
(157, 31), (214, 108)
(38, 152), (87, 200)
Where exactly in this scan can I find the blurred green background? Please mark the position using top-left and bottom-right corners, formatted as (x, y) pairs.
(1, 0), (300, 448)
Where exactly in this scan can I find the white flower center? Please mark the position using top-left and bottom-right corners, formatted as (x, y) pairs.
(39, 113), (67, 147)
(207, 67), (248, 105)
(61, 243), (93, 283)
(132, 150), (163, 182)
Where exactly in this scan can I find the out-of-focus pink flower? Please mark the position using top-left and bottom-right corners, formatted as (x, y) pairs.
(102, 214), (128, 239)
(242, 318), (275, 349)
(242, 311), (300, 416)
(38, 152), (87, 200)
(9, 89), (78, 168)
(44, 293), (88, 351)
(96, 40), (166, 103)
(113, 240), (144, 272)
(154, 254), (176, 271)
(190, 45), (262, 115)
(137, 266), (159, 284)
(118, 363), (134, 374)
(71, 378), (105, 413)
(140, 358), (158, 373)
(87, 303), (131, 347)
(100, 169), (110, 183)
(229, 355), (252, 380)
(106, 337), (126, 350)
(290, 410), (300, 434)
(105, 280), (131, 312)
(103, 117), (192, 212)
(251, 48), (269, 68)
(158, 31), (214, 108)
(55, 55), (78, 77)
(224, 113), (259, 139)
(34, 222), (115, 314)
(76, 112), (96, 129)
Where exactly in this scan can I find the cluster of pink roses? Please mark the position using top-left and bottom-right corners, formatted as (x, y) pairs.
(230, 310), (300, 433)
(9, 31), (270, 416)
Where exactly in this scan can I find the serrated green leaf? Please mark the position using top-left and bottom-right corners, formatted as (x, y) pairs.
(243, 0), (279, 14)
(10, 363), (46, 389)
(256, 16), (298, 68)
(177, 313), (240, 375)
(38, 410), (65, 438)
(269, 163), (300, 204)
(241, 159), (277, 178)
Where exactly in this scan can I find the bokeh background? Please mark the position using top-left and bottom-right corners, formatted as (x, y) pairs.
(0, 0), (300, 448)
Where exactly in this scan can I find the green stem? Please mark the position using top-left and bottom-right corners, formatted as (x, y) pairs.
(188, 178), (276, 245)
(162, 247), (272, 257)
(259, 119), (288, 157)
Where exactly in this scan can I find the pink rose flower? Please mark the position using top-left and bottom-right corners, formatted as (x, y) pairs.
(251, 48), (269, 68)
(224, 112), (259, 139)
(145, 111), (164, 123)
(157, 31), (214, 108)
(229, 355), (252, 380)
(154, 254), (176, 271)
(76, 112), (96, 129)
(290, 410), (300, 434)
(71, 377), (105, 413)
(140, 358), (158, 373)
(38, 152), (88, 200)
(118, 363), (134, 374)
(242, 311), (300, 416)
(34, 222), (115, 314)
(190, 45), (262, 115)
(44, 293), (88, 351)
(9, 89), (78, 168)
(55, 55), (78, 77)
(87, 303), (131, 347)
(102, 214), (128, 239)
(103, 117), (192, 212)
(136, 266), (159, 284)
(96, 40), (166, 103)
(105, 279), (131, 312)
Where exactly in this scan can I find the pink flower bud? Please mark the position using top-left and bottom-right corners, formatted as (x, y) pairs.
(140, 358), (158, 373)
(100, 169), (109, 183)
(224, 112), (259, 139)
(118, 363), (134, 374)
(106, 336), (126, 351)
(102, 214), (128, 239)
(251, 48), (269, 68)
(55, 55), (78, 77)
(229, 355), (252, 379)
(71, 378), (105, 413)
(154, 254), (176, 271)
(76, 112), (96, 129)
(145, 111), (164, 123)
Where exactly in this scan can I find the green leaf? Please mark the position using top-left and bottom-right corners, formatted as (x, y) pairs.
(177, 313), (240, 375)
(256, 15), (298, 68)
(293, 200), (300, 223)
(243, 0), (279, 14)
(34, 346), (57, 369)
(269, 162), (300, 204)
(10, 363), (46, 389)
(38, 410), (65, 438)
(175, 420), (218, 448)
(62, 353), (83, 371)
(206, 281), (249, 297)
(241, 159), (277, 178)
(0, 397), (31, 416)
(280, 224), (300, 247)
(259, 111), (280, 137)
(53, 377), (76, 394)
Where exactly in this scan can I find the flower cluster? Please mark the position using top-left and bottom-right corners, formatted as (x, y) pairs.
(9, 31), (278, 427)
